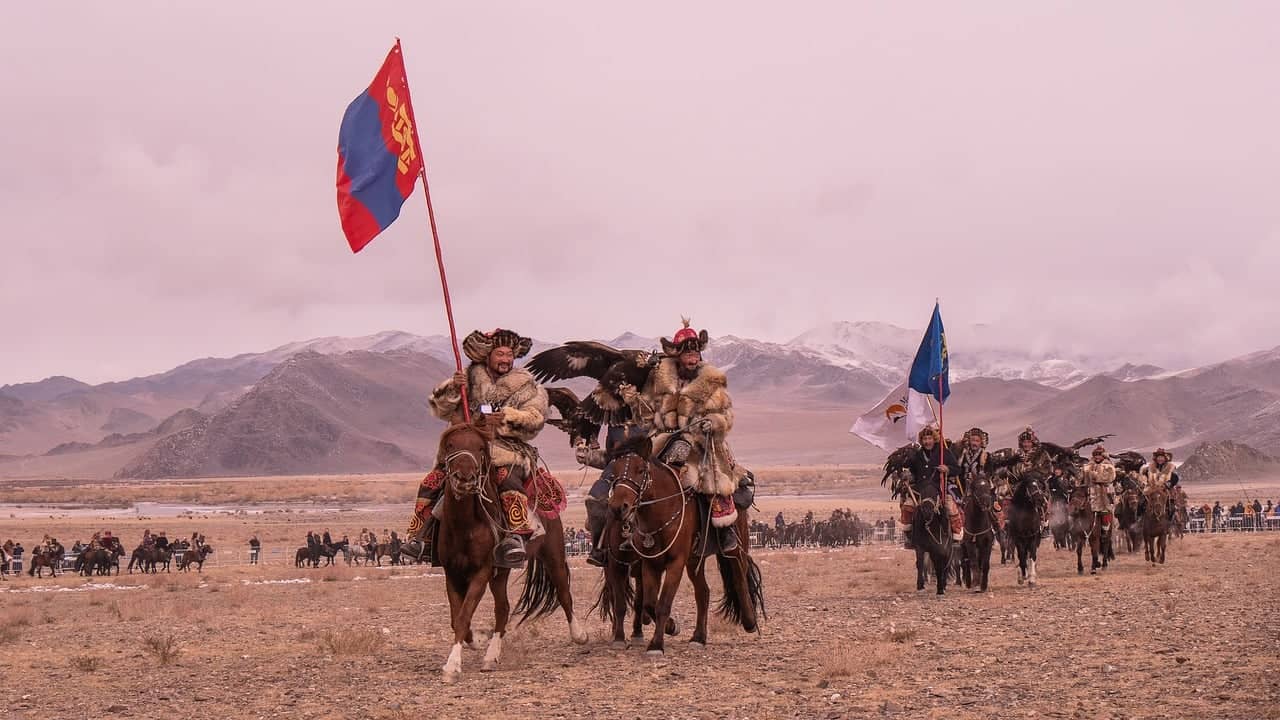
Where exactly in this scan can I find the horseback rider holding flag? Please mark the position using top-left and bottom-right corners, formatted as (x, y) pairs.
(401, 328), (549, 569)
(900, 426), (964, 543)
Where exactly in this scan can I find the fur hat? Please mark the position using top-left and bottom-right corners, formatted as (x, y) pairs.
(917, 426), (939, 443)
(966, 427), (989, 447)
(1152, 447), (1171, 461)
(1092, 445), (1109, 458)
(1018, 426), (1040, 447)
(462, 328), (533, 364)
(661, 317), (709, 356)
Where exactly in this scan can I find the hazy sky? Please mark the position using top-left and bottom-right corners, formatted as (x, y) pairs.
(3, 3), (1278, 384)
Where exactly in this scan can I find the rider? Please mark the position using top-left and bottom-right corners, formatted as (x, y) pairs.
(619, 318), (751, 555)
(956, 427), (992, 496)
(775, 511), (785, 531)
(401, 328), (549, 569)
(1080, 445), (1117, 531)
(1138, 448), (1180, 520)
(900, 426), (963, 543)
(576, 396), (652, 567)
(1013, 427), (1053, 525)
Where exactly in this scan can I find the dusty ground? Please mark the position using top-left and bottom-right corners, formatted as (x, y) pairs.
(1, 479), (1277, 720)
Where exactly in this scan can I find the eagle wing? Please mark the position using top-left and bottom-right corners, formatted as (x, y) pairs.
(882, 443), (918, 486)
(543, 387), (600, 447)
(1110, 450), (1146, 475)
(1070, 434), (1115, 451)
(988, 447), (1020, 469)
(526, 341), (628, 383)
(1041, 441), (1082, 466)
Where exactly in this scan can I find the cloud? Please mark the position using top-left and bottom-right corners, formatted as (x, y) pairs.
(1, 3), (1279, 383)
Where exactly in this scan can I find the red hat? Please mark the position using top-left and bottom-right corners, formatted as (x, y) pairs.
(662, 317), (709, 356)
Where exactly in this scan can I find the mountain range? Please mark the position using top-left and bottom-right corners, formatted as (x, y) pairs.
(1, 323), (1276, 479)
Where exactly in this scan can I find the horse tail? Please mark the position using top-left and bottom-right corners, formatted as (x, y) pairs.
(715, 553), (767, 628)
(591, 563), (633, 624)
(514, 553), (560, 624)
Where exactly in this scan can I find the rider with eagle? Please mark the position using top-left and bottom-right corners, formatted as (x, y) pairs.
(529, 318), (752, 565)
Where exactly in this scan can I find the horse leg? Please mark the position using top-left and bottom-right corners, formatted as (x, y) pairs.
(915, 549), (926, 592)
(979, 537), (991, 593)
(1016, 543), (1026, 586)
(935, 548), (947, 596)
(630, 562), (645, 642)
(1027, 543), (1038, 587)
(482, 570), (510, 672)
(443, 571), (490, 683)
(686, 558), (710, 648)
(645, 557), (684, 656)
(1076, 534), (1084, 575)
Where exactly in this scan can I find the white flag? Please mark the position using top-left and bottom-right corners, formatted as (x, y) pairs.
(849, 381), (937, 451)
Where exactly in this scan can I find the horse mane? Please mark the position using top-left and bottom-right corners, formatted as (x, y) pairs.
(606, 435), (652, 463)
(440, 420), (494, 449)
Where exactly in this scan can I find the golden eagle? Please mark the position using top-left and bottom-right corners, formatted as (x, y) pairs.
(544, 387), (598, 448)
(526, 341), (659, 426)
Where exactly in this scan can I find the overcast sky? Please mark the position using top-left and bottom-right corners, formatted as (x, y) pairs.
(2, 2), (1278, 384)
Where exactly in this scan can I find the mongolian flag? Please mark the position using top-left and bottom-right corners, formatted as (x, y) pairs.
(336, 41), (424, 253)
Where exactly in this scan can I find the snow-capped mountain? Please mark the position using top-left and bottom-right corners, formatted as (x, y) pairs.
(788, 321), (1138, 389)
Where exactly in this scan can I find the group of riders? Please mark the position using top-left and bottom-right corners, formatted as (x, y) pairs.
(894, 424), (1186, 550)
(298, 528), (405, 566)
(3, 529), (208, 577)
(400, 319), (753, 570)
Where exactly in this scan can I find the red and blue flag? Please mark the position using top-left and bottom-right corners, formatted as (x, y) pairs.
(337, 41), (424, 253)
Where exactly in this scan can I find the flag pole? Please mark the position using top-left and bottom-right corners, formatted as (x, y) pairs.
(397, 38), (470, 422)
(936, 299), (944, 501)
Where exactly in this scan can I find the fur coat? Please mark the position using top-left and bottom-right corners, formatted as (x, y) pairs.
(1081, 459), (1116, 512)
(429, 363), (548, 471)
(630, 358), (742, 496)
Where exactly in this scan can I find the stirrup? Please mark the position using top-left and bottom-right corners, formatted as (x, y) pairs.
(586, 546), (607, 568)
(494, 535), (527, 570)
(400, 539), (427, 561)
(718, 527), (739, 554)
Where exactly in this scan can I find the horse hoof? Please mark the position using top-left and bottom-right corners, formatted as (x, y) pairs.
(664, 619), (679, 637)
(442, 670), (460, 684)
(611, 640), (628, 650)
(1017, 577), (1025, 586)
(481, 661), (497, 672)
(645, 649), (664, 657)
(1090, 570), (1097, 575)
(688, 640), (705, 649)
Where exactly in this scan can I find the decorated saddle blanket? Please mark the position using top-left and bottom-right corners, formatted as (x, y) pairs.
(523, 468), (567, 521)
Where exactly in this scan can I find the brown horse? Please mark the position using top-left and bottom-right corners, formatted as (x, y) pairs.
(599, 442), (763, 655)
(27, 544), (64, 578)
(178, 545), (213, 572)
(1142, 487), (1169, 565)
(434, 419), (586, 683)
(1067, 484), (1107, 575)
(1115, 488), (1142, 553)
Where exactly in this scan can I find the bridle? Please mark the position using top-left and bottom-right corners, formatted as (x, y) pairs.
(963, 478), (998, 538)
(608, 451), (687, 559)
(443, 448), (491, 500)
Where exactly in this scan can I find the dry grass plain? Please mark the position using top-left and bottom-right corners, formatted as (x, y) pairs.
(1, 476), (1277, 720)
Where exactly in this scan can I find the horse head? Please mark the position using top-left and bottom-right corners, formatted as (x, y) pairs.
(967, 476), (996, 515)
(605, 449), (651, 525)
(438, 420), (495, 499)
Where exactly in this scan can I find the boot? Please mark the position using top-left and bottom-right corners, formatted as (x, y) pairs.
(586, 517), (607, 567)
(496, 490), (534, 570)
(495, 534), (527, 570)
